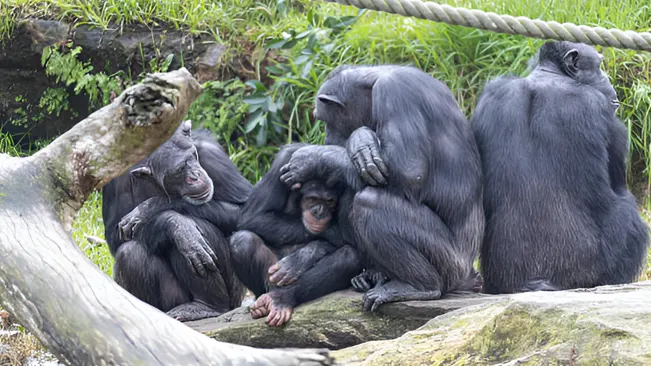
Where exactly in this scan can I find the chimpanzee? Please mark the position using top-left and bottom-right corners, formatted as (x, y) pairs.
(101, 121), (252, 321)
(278, 65), (485, 311)
(470, 41), (650, 294)
(229, 143), (363, 326)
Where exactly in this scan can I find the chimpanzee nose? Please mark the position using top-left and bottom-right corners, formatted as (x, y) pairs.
(186, 174), (199, 184)
(313, 206), (325, 219)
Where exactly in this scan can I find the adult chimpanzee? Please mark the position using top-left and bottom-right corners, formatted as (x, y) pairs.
(278, 65), (485, 311)
(229, 143), (363, 326)
(102, 121), (252, 321)
(471, 41), (650, 294)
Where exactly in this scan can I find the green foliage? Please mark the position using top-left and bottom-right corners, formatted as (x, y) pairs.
(0, 132), (21, 157)
(38, 87), (70, 117)
(71, 191), (113, 276)
(41, 44), (124, 108)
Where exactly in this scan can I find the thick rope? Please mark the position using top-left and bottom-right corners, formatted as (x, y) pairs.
(324, 0), (651, 52)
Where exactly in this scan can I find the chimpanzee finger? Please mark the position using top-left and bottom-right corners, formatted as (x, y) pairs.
(268, 263), (280, 275)
(266, 308), (278, 326)
(361, 146), (386, 186)
(362, 294), (375, 312)
(279, 163), (290, 175)
(353, 152), (379, 186)
(279, 171), (295, 186)
(202, 244), (219, 271)
(281, 309), (292, 326)
(188, 255), (206, 278)
(369, 145), (389, 180)
(201, 250), (219, 273)
(370, 297), (386, 312)
(351, 277), (369, 292)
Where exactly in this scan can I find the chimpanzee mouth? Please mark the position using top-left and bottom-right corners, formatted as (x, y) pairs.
(303, 214), (328, 234)
(611, 99), (620, 109)
(183, 187), (214, 205)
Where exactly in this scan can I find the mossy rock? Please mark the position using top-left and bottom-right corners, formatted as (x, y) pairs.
(333, 281), (651, 365)
(185, 290), (499, 350)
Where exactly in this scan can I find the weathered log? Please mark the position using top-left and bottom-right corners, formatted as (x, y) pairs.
(0, 68), (333, 365)
(188, 290), (499, 350)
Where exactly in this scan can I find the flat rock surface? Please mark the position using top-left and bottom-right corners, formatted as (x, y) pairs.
(333, 281), (651, 365)
(186, 289), (501, 350)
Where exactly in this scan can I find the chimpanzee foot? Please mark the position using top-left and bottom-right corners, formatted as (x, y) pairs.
(250, 294), (272, 319)
(519, 279), (559, 292)
(362, 281), (441, 312)
(166, 301), (223, 322)
(351, 269), (388, 292)
(249, 291), (294, 326)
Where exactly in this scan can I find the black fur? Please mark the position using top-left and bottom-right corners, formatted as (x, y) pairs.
(471, 41), (649, 294)
(229, 143), (362, 312)
(279, 65), (485, 311)
(102, 121), (252, 321)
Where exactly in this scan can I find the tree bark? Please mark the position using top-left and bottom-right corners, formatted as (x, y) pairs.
(0, 68), (333, 365)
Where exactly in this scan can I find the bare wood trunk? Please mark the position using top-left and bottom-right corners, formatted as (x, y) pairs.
(0, 69), (333, 365)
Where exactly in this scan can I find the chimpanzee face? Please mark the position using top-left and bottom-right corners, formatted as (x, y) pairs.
(129, 121), (214, 205)
(299, 180), (338, 234)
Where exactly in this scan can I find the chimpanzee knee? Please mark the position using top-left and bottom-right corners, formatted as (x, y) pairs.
(229, 230), (263, 259)
(114, 241), (189, 310)
(352, 187), (381, 212)
(229, 230), (278, 297)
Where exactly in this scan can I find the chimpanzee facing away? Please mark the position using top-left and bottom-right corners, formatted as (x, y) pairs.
(102, 121), (252, 321)
(471, 41), (650, 294)
(229, 143), (362, 326)
(279, 65), (485, 311)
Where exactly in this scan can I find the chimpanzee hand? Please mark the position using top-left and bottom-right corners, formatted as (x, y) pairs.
(174, 221), (219, 278)
(279, 146), (320, 190)
(346, 127), (388, 186)
(118, 206), (143, 241)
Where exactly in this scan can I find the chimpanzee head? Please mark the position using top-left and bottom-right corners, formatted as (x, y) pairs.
(299, 180), (338, 234)
(129, 120), (215, 205)
(314, 65), (377, 146)
(537, 41), (620, 111)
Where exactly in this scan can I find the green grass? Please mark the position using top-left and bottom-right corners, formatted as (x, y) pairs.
(2, 0), (651, 280)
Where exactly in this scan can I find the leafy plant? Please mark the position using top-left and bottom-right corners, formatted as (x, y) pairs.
(41, 44), (124, 108)
(241, 9), (365, 146)
(242, 80), (286, 146)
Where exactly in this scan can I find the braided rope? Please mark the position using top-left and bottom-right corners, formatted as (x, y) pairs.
(324, 0), (651, 52)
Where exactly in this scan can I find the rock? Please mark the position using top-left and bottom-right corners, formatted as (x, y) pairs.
(333, 281), (651, 365)
(186, 289), (500, 350)
(0, 19), (227, 147)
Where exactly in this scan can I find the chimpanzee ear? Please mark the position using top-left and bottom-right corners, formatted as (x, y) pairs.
(129, 166), (152, 179)
(318, 94), (344, 108)
(181, 120), (192, 136)
(562, 49), (579, 75)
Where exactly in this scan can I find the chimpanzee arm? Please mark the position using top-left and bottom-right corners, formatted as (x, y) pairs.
(135, 211), (219, 278)
(605, 113), (629, 195)
(237, 143), (320, 248)
(279, 145), (365, 192)
(118, 197), (240, 241)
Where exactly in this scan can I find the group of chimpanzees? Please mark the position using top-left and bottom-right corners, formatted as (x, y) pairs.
(101, 41), (650, 326)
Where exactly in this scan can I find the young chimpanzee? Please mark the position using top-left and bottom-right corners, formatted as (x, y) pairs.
(102, 121), (252, 321)
(278, 65), (485, 311)
(471, 41), (649, 294)
(229, 143), (362, 326)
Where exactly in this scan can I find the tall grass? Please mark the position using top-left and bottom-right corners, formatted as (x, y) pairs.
(2, 0), (651, 277)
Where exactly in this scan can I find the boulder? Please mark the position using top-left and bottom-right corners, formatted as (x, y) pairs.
(333, 281), (651, 365)
(186, 290), (500, 350)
